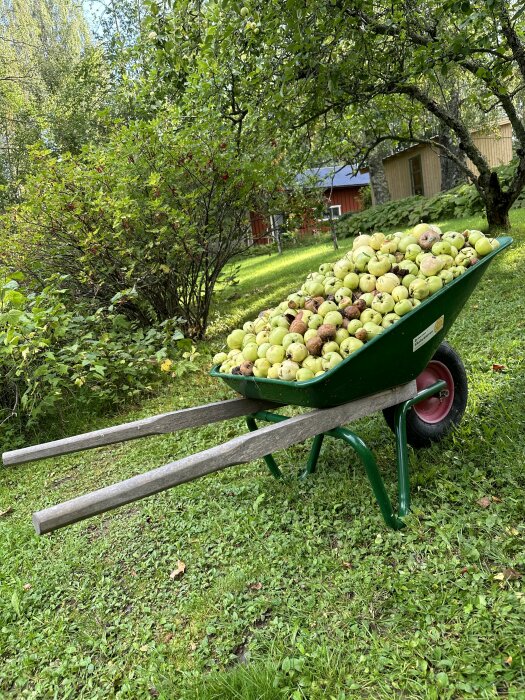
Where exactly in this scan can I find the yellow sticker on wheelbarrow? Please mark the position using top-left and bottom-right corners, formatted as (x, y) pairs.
(413, 315), (444, 352)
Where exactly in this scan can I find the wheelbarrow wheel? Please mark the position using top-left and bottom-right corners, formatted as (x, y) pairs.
(383, 342), (468, 448)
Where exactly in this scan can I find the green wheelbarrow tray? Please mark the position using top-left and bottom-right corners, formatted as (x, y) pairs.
(211, 236), (512, 408)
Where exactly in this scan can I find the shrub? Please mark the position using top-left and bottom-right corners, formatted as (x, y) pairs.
(2, 110), (289, 338)
(0, 274), (188, 448)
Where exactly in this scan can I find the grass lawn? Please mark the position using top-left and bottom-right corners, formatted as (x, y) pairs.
(1, 211), (525, 699)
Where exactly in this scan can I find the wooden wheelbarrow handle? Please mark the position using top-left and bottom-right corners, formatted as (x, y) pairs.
(32, 383), (415, 535)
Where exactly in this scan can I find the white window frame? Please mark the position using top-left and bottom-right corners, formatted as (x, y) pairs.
(320, 204), (342, 221)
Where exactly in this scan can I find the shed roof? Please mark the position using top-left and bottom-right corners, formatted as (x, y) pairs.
(296, 165), (370, 189)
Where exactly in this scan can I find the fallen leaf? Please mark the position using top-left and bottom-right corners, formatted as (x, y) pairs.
(23, 583), (31, 591)
(477, 497), (492, 508)
(460, 566), (469, 575)
(504, 656), (513, 666)
(169, 560), (186, 579)
(163, 632), (174, 643)
(342, 562), (353, 569)
(0, 507), (13, 517)
(189, 641), (197, 651)
(249, 582), (262, 591)
(140, 644), (149, 652)
(130, 570), (137, 577)
(492, 496), (502, 503)
(493, 572), (505, 581)
(502, 568), (522, 581)
(492, 364), (506, 372)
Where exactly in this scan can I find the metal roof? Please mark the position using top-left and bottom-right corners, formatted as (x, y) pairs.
(296, 165), (370, 189)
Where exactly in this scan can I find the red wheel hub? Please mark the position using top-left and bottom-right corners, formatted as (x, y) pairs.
(413, 361), (455, 424)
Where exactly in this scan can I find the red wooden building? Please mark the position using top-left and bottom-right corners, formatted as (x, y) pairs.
(250, 165), (370, 244)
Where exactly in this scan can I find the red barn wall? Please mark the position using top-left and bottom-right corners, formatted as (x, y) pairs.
(249, 185), (365, 242)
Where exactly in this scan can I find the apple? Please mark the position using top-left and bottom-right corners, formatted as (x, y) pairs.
(325, 279), (343, 295)
(333, 258), (353, 279)
(296, 367), (315, 382)
(318, 300), (338, 317)
(266, 345), (286, 364)
(359, 292), (375, 306)
(380, 238), (398, 254)
(398, 260), (418, 275)
(308, 313), (324, 329)
(419, 255), (443, 277)
(335, 287), (353, 303)
(397, 235), (418, 253)
(376, 272), (401, 293)
(442, 231), (465, 250)
(467, 229), (484, 246)
(322, 341), (340, 355)
(402, 273), (417, 289)
(213, 352), (228, 365)
(270, 315), (289, 328)
(253, 358), (271, 377)
(372, 292), (395, 314)
(304, 328), (318, 342)
(369, 232), (386, 250)
(304, 280), (325, 297)
(343, 272), (360, 290)
(368, 257), (391, 276)
(227, 329), (246, 349)
(412, 223), (432, 239)
(278, 360), (300, 381)
(436, 254), (454, 269)
(418, 230), (441, 250)
(286, 342), (308, 362)
(269, 327), (288, 345)
(431, 240), (452, 256)
(354, 251), (374, 272)
(362, 322), (384, 340)
(360, 308), (383, 325)
(382, 313), (400, 328)
(339, 337), (364, 356)
(347, 319), (363, 335)
(426, 276), (443, 294)
(335, 328), (349, 344)
(409, 278), (430, 300)
(303, 356), (323, 373)
(352, 234), (373, 250)
(352, 245), (376, 261)
(319, 263), (334, 274)
(392, 285), (409, 302)
(439, 269), (454, 284)
(282, 332), (305, 350)
(257, 342), (271, 358)
(359, 274), (377, 292)
(267, 364), (282, 379)
(405, 243), (422, 261)
(321, 351), (344, 370)
(324, 310), (343, 326)
(474, 236), (493, 257)
(242, 343), (259, 362)
(337, 296), (353, 309)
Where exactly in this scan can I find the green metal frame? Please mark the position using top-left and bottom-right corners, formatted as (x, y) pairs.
(246, 380), (447, 530)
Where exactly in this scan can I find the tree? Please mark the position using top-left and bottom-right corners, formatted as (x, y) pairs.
(0, 0), (108, 205)
(147, 0), (525, 230)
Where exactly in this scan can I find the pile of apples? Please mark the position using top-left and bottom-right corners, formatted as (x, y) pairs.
(213, 224), (499, 382)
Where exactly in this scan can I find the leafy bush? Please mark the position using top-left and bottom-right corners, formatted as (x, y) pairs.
(2, 110), (289, 337)
(0, 274), (188, 448)
(336, 160), (525, 238)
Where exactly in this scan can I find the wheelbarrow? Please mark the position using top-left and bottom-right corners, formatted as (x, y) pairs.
(2, 236), (512, 535)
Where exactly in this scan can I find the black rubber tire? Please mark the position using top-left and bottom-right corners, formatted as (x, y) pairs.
(382, 342), (468, 448)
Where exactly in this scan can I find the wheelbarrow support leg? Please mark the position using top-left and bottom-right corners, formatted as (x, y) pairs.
(393, 380), (448, 517)
(331, 427), (405, 530)
(245, 416), (282, 479)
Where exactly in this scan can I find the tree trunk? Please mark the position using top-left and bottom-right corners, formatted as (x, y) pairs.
(367, 144), (390, 204)
(329, 209), (339, 250)
(483, 172), (511, 231)
(437, 89), (466, 191)
(438, 132), (466, 191)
